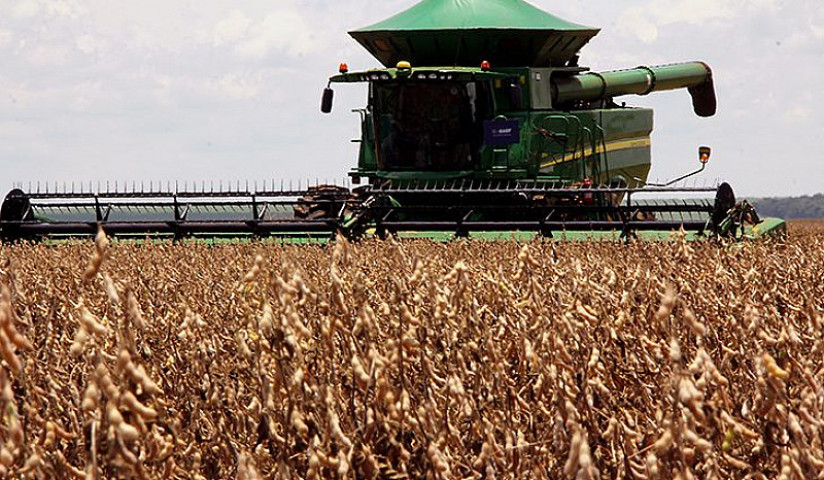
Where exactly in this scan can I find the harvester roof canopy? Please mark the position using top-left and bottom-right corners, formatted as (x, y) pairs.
(350, 0), (599, 68)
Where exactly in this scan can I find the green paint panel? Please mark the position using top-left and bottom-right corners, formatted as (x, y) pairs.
(554, 63), (711, 103)
(552, 63), (716, 117)
(354, 0), (595, 31)
(63, 218), (785, 245)
(745, 217), (787, 239)
(350, 0), (598, 67)
(377, 217), (788, 243)
(529, 108), (653, 185)
(356, 217), (786, 243)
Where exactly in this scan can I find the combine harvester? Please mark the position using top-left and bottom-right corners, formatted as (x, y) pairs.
(0, 0), (785, 242)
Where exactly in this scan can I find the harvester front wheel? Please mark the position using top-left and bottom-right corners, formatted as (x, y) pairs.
(711, 182), (737, 236)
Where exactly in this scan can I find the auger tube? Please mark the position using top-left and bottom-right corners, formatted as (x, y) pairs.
(552, 62), (716, 116)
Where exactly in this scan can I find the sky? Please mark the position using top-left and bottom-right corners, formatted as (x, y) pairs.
(0, 0), (822, 198)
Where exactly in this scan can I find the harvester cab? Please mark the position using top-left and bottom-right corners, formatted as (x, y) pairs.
(323, 61), (718, 188)
(0, 0), (786, 242)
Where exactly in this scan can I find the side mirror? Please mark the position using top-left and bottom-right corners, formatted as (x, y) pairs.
(508, 79), (523, 110)
(321, 88), (334, 114)
(699, 146), (711, 164)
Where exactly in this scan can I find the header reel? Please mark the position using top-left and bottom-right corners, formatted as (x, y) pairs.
(0, 180), (768, 243)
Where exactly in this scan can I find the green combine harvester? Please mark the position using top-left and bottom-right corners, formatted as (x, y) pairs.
(0, 0), (785, 242)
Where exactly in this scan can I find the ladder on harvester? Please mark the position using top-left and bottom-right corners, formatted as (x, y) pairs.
(534, 115), (608, 183)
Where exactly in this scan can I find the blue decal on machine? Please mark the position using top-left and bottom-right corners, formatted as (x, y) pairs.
(483, 119), (520, 146)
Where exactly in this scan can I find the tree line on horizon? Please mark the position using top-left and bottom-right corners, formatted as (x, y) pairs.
(750, 194), (824, 220)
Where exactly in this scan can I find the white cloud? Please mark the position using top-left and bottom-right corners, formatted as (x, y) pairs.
(213, 73), (262, 100)
(616, 0), (735, 43)
(214, 10), (252, 46)
(76, 34), (108, 55)
(747, 0), (782, 10)
(616, 11), (660, 44)
(809, 11), (824, 40)
(0, 28), (12, 49)
(0, 78), (115, 110)
(145, 70), (267, 105)
(782, 105), (814, 125)
(75, 0), (215, 52)
(44, 0), (87, 19)
(613, 0), (785, 44)
(148, 73), (175, 107)
(26, 44), (71, 67)
(12, 0), (40, 19)
(66, 80), (110, 111)
(219, 8), (325, 58)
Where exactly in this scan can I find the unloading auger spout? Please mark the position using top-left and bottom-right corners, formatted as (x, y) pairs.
(552, 62), (716, 117)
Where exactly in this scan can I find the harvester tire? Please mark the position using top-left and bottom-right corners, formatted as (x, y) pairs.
(711, 182), (736, 234)
(0, 189), (35, 242)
